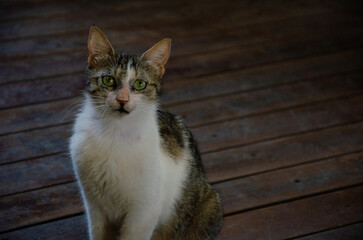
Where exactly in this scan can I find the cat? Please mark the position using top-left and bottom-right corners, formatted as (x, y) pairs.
(69, 26), (223, 240)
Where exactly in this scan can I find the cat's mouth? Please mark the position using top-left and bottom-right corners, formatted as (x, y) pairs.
(116, 108), (129, 114)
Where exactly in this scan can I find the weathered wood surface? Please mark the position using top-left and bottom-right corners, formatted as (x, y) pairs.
(293, 222), (363, 240)
(0, 0), (362, 239)
(217, 186), (363, 240)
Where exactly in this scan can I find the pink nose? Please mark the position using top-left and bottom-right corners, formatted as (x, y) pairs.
(116, 87), (130, 105)
(116, 96), (128, 105)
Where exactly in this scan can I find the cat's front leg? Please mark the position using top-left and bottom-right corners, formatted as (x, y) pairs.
(119, 203), (161, 240)
(85, 198), (116, 240)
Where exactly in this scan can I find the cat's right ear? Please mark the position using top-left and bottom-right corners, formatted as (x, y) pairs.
(87, 26), (115, 68)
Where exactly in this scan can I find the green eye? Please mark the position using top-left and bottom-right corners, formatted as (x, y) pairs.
(102, 75), (115, 87)
(133, 79), (147, 91)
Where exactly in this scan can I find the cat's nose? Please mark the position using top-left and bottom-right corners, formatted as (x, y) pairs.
(116, 96), (129, 105)
(116, 87), (130, 105)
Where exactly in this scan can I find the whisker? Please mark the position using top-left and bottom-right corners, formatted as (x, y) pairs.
(61, 95), (85, 122)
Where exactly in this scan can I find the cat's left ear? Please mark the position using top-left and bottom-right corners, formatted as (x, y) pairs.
(141, 38), (171, 76)
(88, 26), (115, 68)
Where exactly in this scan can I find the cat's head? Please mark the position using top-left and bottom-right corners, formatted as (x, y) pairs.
(85, 26), (171, 118)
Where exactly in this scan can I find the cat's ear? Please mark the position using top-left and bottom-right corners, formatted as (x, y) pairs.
(141, 38), (171, 76)
(88, 26), (115, 67)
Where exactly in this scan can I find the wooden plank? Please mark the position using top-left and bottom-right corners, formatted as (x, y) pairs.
(204, 122), (363, 183)
(217, 185), (363, 240)
(0, 0), (75, 8)
(0, 215), (88, 240)
(1, 20), (362, 85)
(292, 222), (363, 240)
(0, 0), (83, 21)
(2, 0), (343, 24)
(1, 94), (362, 165)
(0, 10), (348, 60)
(0, 3), (182, 39)
(0, 29), (157, 60)
(160, 49), (363, 105)
(1, 69), (362, 135)
(0, 74), (84, 109)
(0, 182), (83, 233)
(215, 151), (363, 215)
(0, 0), (243, 40)
(166, 72), (363, 127)
(0, 99), (75, 135)
(166, 34), (363, 85)
(5, 219), (361, 240)
(1, 148), (361, 233)
(0, 0), (330, 41)
(0, 125), (69, 165)
(0, 153), (73, 196)
(194, 95), (363, 153)
(0, 0), (161, 21)
(2, 49), (362, 109)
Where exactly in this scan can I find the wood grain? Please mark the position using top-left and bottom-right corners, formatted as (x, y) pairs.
(204, 122), (363, 183)
(293, 222), (363, 240)
(0, 0), (331, 40)
(1, 11), (351, 60)
(215, 151), (363, 215)
(217, 185), (363, 240)
(0, 182), (83, 232)
(0, 153), (73, 196)
(194, 95), (363, 153)
(0, 215), (88, 240)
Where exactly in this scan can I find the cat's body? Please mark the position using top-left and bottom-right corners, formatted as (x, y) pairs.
(69, 26), (223, 240)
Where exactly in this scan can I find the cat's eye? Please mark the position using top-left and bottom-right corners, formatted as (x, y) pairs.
(133, 79), (147, 91)
(102, 75), (116, 87)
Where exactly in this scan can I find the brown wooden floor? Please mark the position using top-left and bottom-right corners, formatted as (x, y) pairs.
(0, 0), (363, 239)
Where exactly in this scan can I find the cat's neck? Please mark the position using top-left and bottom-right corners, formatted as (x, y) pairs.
(83, 94), (159, 140)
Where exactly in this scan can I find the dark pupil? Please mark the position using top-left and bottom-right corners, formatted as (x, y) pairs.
(104, 77), (113, 85)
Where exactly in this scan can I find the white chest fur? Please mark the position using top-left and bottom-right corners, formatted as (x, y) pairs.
(69, 97), (189, 227)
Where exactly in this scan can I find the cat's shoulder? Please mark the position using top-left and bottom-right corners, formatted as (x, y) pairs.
(156, 109), (189, 157)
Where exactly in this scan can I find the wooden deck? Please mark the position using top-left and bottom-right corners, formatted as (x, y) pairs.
(0, 0), (363, 239)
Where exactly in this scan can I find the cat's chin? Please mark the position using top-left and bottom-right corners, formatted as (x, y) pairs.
(111, 108), (130, 117)
(116, 108), (129, 114)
